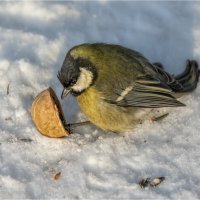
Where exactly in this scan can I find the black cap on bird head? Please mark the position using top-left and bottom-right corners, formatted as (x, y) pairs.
(58, 46), (97, 99)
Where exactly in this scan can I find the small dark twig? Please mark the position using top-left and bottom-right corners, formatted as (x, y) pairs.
(7, 82), (10, 95)
(19, 138), (33, 143)
(152, 113), (169, 122)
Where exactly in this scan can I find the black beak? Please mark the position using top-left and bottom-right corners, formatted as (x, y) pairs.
(61, 87), (71, 99)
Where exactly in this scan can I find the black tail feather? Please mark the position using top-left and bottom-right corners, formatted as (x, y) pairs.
(175, 60), (199, 93)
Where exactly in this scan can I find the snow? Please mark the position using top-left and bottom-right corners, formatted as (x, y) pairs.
(1, 1), (200, 199)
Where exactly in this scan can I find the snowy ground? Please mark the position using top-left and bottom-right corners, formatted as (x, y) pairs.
(1, 1), (200, 199)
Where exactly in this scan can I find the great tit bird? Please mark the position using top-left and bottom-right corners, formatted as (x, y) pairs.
(58, 43), (199, 132)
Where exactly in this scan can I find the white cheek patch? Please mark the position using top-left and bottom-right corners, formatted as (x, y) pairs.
(71, 68), (93, 92)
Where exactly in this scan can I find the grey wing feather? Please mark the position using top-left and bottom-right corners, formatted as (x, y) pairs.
(150, 64), (184, 92)
(105, 75), (185, 108)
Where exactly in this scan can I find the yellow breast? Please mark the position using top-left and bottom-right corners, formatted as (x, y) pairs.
(77, 87), (138, 132)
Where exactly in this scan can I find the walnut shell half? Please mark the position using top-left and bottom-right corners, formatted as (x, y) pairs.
(32, 87), (69, 138)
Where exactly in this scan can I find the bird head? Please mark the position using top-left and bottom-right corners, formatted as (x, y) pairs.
(58, 44), (97, 99)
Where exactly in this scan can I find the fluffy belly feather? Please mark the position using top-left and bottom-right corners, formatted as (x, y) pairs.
(77, 87), (146, 132)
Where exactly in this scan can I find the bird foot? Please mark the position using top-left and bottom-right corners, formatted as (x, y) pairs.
(64, 121), (91, 134)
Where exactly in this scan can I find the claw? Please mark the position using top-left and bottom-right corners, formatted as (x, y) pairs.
(64, 123), (72, 134)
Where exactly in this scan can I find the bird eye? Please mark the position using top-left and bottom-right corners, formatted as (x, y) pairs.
(71, 78), (77, 85)
(57, 71), (61, 82)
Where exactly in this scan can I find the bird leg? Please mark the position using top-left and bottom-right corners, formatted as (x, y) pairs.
(64, 121), (91, 133)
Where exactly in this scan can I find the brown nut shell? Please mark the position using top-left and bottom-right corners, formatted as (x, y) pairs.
(32, 87), (69, 138)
